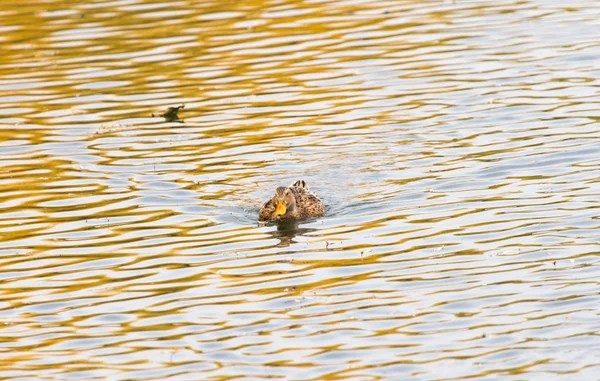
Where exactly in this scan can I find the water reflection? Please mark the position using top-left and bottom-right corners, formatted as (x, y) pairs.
(265, 219), (318, 247)
(1, 0), (600, 380)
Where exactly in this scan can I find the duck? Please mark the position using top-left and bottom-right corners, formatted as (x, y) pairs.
(259, 180), (325, 221)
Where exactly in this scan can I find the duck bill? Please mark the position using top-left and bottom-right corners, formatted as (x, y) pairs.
(274, 201), (287, 216)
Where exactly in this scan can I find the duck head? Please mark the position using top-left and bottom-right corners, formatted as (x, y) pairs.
(273, 186), (297, 219)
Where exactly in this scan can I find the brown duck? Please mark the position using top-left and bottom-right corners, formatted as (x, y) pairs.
(259, 180), (325, 221)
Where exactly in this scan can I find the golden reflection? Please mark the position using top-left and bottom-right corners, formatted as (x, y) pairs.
(0, 0), (599, 379)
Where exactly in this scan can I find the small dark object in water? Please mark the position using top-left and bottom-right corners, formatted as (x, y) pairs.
(153, 104), (184, 122)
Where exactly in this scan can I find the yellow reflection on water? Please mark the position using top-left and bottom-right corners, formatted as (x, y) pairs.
(1, 0), (600, 379)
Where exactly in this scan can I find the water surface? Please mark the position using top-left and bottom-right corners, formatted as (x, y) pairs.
(1, 0), (600, 380)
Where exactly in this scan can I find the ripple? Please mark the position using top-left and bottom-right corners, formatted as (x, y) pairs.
(0, 0), (600, 380)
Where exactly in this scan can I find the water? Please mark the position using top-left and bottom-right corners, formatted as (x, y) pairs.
(1, 0), (599, 379)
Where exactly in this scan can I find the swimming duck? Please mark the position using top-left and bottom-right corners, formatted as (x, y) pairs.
(259, 180), (325, 221)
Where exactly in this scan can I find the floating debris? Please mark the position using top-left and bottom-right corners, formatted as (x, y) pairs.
(486, 248), (521, 257)
(153, 104), (184, 122)
(95, 121), (129, 135)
